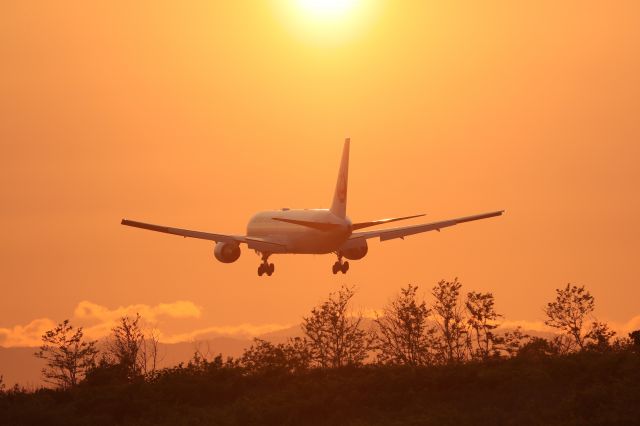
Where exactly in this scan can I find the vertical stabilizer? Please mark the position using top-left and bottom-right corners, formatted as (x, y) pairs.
(330, 138), (350, 218)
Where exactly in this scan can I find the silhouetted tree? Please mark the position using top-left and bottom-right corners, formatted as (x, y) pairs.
(302, 285), (371, 368)
(34, 320), (98, 389)
(517, 337), (557, 359)
(544, 284), (595, 351)
(187, 350), (238, 374)
(630, 330), (640, 348)
(0, 375), (5, 393)
(140, 326), (161, 374)
(374, 284), (437, 366)
(83, 356), (129, 386)
(240, 337), (310, 374)
(84, 319), (160, 387)
(432, 278), (468, 363)
(549, 334), (575, 355)
(585, 321), (616, 352)
(107, 314), (146, 380)
(501, 326), (530, 358)
(465, 291), (502, 360)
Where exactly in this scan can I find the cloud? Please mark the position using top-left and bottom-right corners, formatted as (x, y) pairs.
(622, 315), (640, 333)
(0, 300), (290, 348)
(4, 301), (639, 349)
(74, 300), (202, 323)
(0, 318), (57, 347)
(73, 300), (203, 341)
(605, 315), (640, 335)
(161, 323), (292, 344)
(497, 320), (553, 333)
(499, 316), (640, 337)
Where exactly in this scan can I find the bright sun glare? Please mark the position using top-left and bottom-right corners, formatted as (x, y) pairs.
(297, 0), (359, 19)
(279, 0), (374, 44)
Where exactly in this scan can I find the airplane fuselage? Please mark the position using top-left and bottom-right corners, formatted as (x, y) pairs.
(121, 138), (503, 276)
(247, 209), (352, 254)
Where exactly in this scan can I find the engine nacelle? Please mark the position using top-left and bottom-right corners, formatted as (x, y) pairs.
(214, 242), (241, 263)
(339, 241), (369, 260)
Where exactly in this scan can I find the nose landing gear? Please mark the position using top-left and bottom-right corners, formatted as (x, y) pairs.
(258, 253), (275, 277)
(332, 254), (350, 275)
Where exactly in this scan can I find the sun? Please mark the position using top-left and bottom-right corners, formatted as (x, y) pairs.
(296, 0), (360, 20)
(276, 0), (376, 44)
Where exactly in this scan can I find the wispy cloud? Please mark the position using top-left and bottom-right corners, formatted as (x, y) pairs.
(0, 300), (290, 348)
(73, 300), (203, 341)
(497, 320), (552, 333)
(74, 300), (202, 323)
(161, 323), (292, 344)
(604, 315), (640, 336)
(0, 318), (57, 348)
(3, 302), (638, 348)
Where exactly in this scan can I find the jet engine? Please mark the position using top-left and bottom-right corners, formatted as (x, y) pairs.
(214, 242), (241, 263)
(339, 241), (368, 260)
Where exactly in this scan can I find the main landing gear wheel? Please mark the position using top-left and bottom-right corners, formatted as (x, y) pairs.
(257, 254), (275, 277)
(258, 263), (275, 276)
(332, 256), (350, 275)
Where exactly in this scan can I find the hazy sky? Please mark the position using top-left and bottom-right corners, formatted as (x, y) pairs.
(2, 1), (639, 346)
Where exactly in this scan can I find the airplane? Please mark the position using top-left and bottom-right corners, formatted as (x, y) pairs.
(122, 139), (503, 276)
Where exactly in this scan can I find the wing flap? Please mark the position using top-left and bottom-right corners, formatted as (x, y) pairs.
(244, 237), (288, 253)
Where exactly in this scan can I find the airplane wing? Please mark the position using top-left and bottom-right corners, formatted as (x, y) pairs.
(121, 219), (287, 252)
(347, 210), (504, 243)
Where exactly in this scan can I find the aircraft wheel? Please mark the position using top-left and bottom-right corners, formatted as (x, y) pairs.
(332, 262), (339, 274)
(341, 261), (350, 274)
(267, 263), (275, 276)
(258, 264), (264, 276)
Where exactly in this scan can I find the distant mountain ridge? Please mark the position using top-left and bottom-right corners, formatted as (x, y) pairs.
(0, 336), (252, 389)
(0, 323), (555, 388)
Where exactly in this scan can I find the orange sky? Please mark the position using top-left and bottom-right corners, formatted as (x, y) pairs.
(2, 1), (640, 346)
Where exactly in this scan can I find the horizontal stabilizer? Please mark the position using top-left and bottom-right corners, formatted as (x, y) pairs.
(352, 214), (426, 231)
(271, 217), (343, 232)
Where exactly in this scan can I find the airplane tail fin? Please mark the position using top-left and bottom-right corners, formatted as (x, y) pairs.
(330, 138), (350, 219)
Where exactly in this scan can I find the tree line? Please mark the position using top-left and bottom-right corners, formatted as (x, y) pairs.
(4, 280), (640, 391)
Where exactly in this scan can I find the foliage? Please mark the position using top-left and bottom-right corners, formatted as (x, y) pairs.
(34, 320), (98, 389)
(629, 330), (640, 348)
(17, 280), (634, 425)
(501, 326), (530, 357)
(374, 284), (437, 366)
(83, 356), (130, 387)
(431, 278), (469, 363)
(240, 338), (311, 374)
(585, 321), (616, 352)
(517, 337), (558, 359)
(465, 291), (502, 359)
(302, 285), (372, 368)
(105, 313), (160, 381)
(4, 350), (640, 426)
(544, 284), (595, 350)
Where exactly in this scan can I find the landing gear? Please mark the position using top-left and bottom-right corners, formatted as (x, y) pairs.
(257, 253), (275, 277)
(258, 263), (274, 276)
(332, 254), (350, 275)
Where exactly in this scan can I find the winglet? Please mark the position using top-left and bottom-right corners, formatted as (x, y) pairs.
(330, 138), (350, 219)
